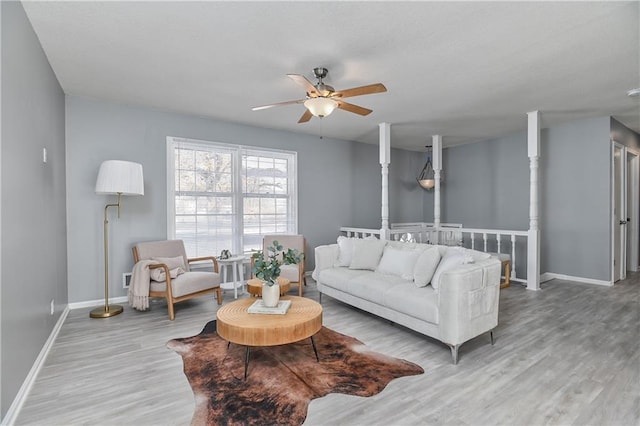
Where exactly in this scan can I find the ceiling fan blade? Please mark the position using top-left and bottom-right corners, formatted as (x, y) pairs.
(287, 74), (318, 96)
(298, 109), (313, 123)
(252, 99), (305, 111)
(336, 100), (373, 116)
(333, 83), (387, 99)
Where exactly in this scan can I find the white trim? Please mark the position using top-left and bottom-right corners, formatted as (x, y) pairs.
(166, 137), (175, 242)
(0, 2), (3, 411)
(625, 148), (639, 272)
(1, 307), (70, 426)
(540, 272), (613, 287)
(68, 296), (128, 310)
(611, 141), (626, 283)
(166, 136), (299, 256)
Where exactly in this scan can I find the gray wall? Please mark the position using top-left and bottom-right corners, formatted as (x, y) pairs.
(422, 116), (612, 282)
(66, 97), (423, 303)
(1, 1), (67, 418)
(350, 141), (425, 229)
(541, 116), (611, 281)
(611, 117), (640, 151)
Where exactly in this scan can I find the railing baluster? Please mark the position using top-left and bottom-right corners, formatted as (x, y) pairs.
(497, 233), (502, 253)
(483, 233), (488, 252)
(470, 232), (475, 249)
(511, 234), (517, 280)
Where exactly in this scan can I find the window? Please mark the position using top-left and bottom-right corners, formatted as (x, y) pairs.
(167, 137), (297, 257)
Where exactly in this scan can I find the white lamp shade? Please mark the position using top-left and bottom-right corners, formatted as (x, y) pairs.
(304, 97), (338, 117)
(95, 160), (144, 195)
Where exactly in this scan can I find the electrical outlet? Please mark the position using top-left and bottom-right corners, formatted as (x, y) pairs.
(50, 299), (55, 315)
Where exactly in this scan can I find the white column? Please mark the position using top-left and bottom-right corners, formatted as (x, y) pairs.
(527, 111), (541, 291)
(432, 135), (442, 243)
(379, 123), (391, 240)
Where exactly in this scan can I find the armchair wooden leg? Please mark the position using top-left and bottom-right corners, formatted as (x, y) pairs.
(167, 298), (176, 321)
(215, 287), (222, 305)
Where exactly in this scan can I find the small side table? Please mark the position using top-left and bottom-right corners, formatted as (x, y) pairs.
(217, 255), (247, 299)
(246, 277), (291, 297)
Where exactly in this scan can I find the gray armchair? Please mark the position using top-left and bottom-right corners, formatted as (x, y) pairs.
(132, 240), (222, 320)
(262, 235), (306, 296)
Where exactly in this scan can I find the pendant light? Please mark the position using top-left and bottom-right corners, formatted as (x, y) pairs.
(417, 146), (435, 190)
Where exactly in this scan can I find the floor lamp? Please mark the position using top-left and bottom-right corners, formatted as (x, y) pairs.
(91, 160), (144, 319)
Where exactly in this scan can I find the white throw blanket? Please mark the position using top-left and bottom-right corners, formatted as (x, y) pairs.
(128, 259), (158, 311)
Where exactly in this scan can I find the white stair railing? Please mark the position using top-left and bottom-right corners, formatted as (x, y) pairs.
(341, 223), (528, 283)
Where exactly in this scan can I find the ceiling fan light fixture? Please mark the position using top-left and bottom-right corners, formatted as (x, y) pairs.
(304, 97), (338, 118)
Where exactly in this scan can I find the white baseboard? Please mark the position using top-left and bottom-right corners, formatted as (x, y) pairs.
(1, 306), (70, 426)
(540, 272), (612, 287)
(68, 296), (128, 310)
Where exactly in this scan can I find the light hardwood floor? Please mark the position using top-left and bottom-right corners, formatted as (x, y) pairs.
(16, 274), (640, 425)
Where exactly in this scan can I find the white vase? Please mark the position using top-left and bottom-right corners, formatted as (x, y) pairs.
(262, 282), (280, 308)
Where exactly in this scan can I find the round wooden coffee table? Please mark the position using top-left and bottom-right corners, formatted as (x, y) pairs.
(246, 277), (291, 297)
(216, 296), (322, 379)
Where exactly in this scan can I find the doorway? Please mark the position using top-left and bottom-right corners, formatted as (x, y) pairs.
(611, 142), (640, 282)
(613, 143), (624, 282)
(626, 149), (639, 272)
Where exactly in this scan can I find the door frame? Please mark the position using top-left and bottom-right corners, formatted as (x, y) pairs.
(626, 147), (640, 272)
(611, 141), (626, 283)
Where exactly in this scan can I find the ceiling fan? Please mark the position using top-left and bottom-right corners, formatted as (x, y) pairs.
(252, 67), (387, 123)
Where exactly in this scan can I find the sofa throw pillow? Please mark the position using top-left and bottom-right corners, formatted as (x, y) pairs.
(430, 251), (475, 290)
(335, 236), (356, 267)
(150, 266), (185, 283)
(413, 246), (442, 287)
(376, 245), (421, 280)
(349, 238), (386, 271)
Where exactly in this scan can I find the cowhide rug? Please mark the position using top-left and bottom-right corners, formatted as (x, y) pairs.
(167, 320), (424, 426)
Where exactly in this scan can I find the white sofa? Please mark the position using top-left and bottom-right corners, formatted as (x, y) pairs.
(312, 238), (502, 363)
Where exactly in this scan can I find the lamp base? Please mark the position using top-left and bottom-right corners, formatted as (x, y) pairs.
(90, 304), (124, 318)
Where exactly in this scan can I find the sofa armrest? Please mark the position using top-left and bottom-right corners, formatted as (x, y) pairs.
(312, 244), (339, 281)
(437, 258), (501, 346)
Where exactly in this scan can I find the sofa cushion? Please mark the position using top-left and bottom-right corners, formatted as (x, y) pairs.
(431, 251), (475, 290)
(349, 238), (386, 271)
(347, 271), (412, 306)
(413, 246), (442, 287)
(376, 245), (421, 280)
(335, 236), (356, 267)
(383, 283), (439, 324)
(317, 267), (369, 290)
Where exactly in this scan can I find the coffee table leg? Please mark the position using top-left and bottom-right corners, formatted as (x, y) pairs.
(310, 336), (319, 362)
(244, 346), (251, 380)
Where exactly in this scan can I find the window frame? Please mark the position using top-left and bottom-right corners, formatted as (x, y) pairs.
(166, 136), (298, 257)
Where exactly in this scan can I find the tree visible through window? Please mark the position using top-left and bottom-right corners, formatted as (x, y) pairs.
(167, 137), (297, 257)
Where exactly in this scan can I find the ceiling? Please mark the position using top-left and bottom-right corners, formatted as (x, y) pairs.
(22, 1), (639, 150)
